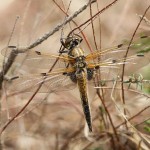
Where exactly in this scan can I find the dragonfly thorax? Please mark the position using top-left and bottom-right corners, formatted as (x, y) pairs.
(67, 47), (94, 82)
(69, 47), (87, 69)
(74, 56), (86, 69)
(69, 47), (84, 57)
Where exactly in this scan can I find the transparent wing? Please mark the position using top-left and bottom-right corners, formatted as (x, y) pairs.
(123, 35), (150, 54)
(85, 44), (124, 60)
(1, 48), (75, 69)
(86, 35), (150, 60)
(6, 67), (76, 94)
(86, 36), (150, 75)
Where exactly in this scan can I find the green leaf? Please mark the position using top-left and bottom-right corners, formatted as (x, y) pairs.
(145, 119), (150, 125)
(144, 126), (150, 133)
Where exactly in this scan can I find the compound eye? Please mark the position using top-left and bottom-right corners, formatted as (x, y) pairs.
(80, 39), (83, 43)
(74, 40), (79, 46)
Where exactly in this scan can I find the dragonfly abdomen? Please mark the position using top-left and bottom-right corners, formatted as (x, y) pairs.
(76, 70), (92, 132)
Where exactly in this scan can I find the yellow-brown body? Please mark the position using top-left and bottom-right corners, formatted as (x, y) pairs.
(69, 47), (92, 132)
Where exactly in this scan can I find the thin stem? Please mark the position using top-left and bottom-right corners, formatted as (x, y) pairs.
(96, 92), (119, 141)
(116, 105), (150, 128)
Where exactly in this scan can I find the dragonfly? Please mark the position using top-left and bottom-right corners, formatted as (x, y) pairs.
(2, 34), (150, 132)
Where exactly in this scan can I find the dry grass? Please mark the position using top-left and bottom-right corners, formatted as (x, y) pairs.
(0, 0), (150, 150)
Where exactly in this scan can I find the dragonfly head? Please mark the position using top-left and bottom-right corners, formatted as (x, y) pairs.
(64, 34), (83, 51)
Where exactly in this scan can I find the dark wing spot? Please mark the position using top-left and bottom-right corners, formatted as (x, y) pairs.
(112, 59), (117, 63)
(8, 46), (16, 48)
(62, 72), (67, 75)
(140, 35), (148, 39)
(10, 76), (19, 80)
(41, 73), (47, 76)
(95, 66), (99, 69)
(137, 53), (144, 57)
(118, 44), (123, 48)
(35, 51), (41, 55)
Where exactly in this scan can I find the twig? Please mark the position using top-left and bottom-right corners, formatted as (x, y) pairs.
(0, 49), (17, 89)
(96, 92), (119, 142)
(116, 105), (150, 128)
(138, 15), (150, 26)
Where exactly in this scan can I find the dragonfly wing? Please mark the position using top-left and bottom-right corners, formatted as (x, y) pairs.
(86, 35), (150, 72)
(123, 35), (150, 54)
(1, 48), (74, 69)
(87, 68), (121, 87)
(124, 54), (150, 75)
(6, 68), (76, 94)
(86, 35), (150, 59)
(86, 46), (149, 75)
(85, 44), (124, 61)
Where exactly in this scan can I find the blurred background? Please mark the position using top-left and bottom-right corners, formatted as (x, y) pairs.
(0, 0), (150, 150)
